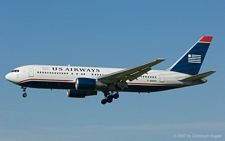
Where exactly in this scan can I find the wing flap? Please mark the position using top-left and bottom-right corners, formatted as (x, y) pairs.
(180, 70), (216, 81)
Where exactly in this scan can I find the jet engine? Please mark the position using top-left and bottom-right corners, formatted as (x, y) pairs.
(67, 89), (97, 98)
(75, 78), (107, 90)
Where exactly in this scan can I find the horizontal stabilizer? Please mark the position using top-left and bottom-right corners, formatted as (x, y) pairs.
(180, 70), (216, 81)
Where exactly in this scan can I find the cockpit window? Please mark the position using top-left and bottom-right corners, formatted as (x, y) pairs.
(11, 69), (19, 72)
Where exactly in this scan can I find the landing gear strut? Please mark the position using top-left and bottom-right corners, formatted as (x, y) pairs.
(101, 91), (119, 105)
(21, 86), (27, 98)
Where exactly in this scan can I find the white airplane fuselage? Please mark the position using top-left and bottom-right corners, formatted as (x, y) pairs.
(5, 65), (204, 93)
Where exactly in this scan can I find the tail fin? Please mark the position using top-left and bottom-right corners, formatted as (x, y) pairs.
(168, 36), (213, 75)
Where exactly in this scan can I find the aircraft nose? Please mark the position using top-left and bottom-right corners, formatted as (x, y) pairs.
(5, 73), (14, 83)
(5, 73), (10, 81)
(5, 72), (18, 84)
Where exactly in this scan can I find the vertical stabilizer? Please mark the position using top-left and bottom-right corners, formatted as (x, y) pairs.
(168, 36), (213, 75)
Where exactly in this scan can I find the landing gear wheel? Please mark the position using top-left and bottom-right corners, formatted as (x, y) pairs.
(101, 99), (107, 105)
(113, 93), (119, 99)
(22, 93), (27, 98)
(107, 95), (113, 103)
(21, 86), (27, 98)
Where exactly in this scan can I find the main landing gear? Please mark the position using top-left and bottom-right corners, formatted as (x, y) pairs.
(21, 86), (27, 98)
(101, 92), (119, 105)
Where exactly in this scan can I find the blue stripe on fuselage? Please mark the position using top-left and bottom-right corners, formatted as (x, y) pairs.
(19, 80), (186, 92)
(20, 81), (75, 89)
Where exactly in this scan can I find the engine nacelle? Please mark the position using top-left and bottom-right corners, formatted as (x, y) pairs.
(75, 78), (107, 90)
(67, 89), (97, 98)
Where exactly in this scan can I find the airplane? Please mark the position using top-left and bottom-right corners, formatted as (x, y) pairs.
(5, 36), (216, 104)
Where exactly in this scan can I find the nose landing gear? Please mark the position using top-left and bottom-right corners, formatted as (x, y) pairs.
(22, 93), (27, 98)
(21, 86), (27, 98)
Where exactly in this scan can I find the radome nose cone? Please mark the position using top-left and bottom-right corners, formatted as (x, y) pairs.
(5, 73), (17, 84)
(5, 73), (10, 81)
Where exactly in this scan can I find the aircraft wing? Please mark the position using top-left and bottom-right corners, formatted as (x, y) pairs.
(180, 70), (216, 81)
(98, 58), (165, 84)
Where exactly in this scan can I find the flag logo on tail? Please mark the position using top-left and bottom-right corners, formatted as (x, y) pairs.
(188, 54), (201, 63)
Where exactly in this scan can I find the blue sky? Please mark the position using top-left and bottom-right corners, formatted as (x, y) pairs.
(1, 0), (224, 141)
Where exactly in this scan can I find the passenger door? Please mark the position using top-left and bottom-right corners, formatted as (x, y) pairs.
(29, 68), (34, 77)
(159, 74), (165, 83)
